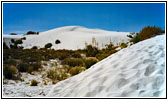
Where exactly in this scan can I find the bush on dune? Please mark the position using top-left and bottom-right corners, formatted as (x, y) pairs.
(62, 58), (84, 67)
(84, 57), (99, 69)
(3, 65), (18, 79)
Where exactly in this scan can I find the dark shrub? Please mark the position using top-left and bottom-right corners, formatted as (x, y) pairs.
(26, 31), (37, 35)
(30, 79), (39, 86)
(32, 46), (38, 49)
(10, 33), (17, 35)
(84, 58), (99, 69)
(62, 58), (84, 67)
(3, 42), (9, 49)
(22, 37), (26, 40)
(11, 39), (15, 43)
(138, 26), (164, 41)
(45, 43), (52, 48)
(55, 39), (61, 44)
(71, 52), (81, 58)
(17, 62), (29, 72)
(130, 33), (140, 43)
(14, 39), (23, 44)
(85, 45), (99, 57)
(3, 65), (18, 79)
(120, 43), (127, 49)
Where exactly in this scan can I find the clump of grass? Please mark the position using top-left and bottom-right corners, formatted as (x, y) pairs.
(62, 58), (84, 67)
(84, 57), (99, 69)
(69, 66), (86, 76)
(30, 79), (39, 86)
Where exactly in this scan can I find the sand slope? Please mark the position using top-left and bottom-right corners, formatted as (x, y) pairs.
(47, 34), (166, 97)
(3, 26), (130, 50)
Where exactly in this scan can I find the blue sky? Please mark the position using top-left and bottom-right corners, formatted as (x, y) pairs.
(3, 3), (165, 34)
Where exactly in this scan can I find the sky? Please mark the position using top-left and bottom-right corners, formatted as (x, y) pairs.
(3, 3), (165, 34)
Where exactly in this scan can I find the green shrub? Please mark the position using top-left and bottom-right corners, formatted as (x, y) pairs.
(84, 58), (99, 69)
(55, 39), (61, 44)
(14, 39), (23, 45)
(71, 52), (81, 58)
(96, 53), (109, 61)
(30, 79), (39, 86)
(120, 43), (127, 49)
(85, 45), (99, 57)
(138, 26), (164, 41)
(3, 65), (18, 79)
(130, 33), (140, 43)
(45, 43), (52, 48)
(62, 58), (84, 67)
(17, 62), (29, 72)
(47, 67), (69, 81)
(69, 66), (86, 76)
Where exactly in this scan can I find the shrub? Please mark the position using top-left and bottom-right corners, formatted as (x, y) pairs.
(55, 39), (61, 44)
(47, 67), (69, 81)
(22, 37), (26, 40)
(10, 33), (17, 35)
(138, 26), (164, 41)
(69, 66), (86, 76)
(62, 58), (84, 67)
(85, 45), (99, 57)
(14, 39), (23, 44)
(120, 43), (127, 49)
(30, 79), (39, 86)
(45, 43), (52, 48)
(3, 42), (9, 49)
(17, 62), (29, 72)
(84, 57), (99, 69)
(11, 39), (15, 43)
(3, 65), (18, 79)
(26, 31), (38, 35)
(96, 53), (109, 61)
(32, 46), (38, 49)
(130, 33), (140, 43)
(71, 52), (81, 58)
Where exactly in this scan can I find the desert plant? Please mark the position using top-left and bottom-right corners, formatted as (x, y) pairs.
(14, 39), (23, 44)
(62, 58), (84, 67)
(10, 33), (17, 35)
(138, 26), (164, 41)
(17, 62), (29, 72)
(85, 45), (99, 57)
(45, 43), (52, 48)
(30, 79), (39, 86)
(84, 57), (99, 69)
(32, 46), (38, 49)
(120, 43), (127, 49)
(3, 65), (18, 79)
(55, 39), (61, 44)
(69, 66), (86, 76)
(71, 52), (81, 58)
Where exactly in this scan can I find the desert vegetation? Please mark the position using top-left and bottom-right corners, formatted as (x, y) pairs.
(3, 26), (164, 85)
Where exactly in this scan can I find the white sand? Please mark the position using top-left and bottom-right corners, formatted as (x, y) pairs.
(46, 34), (166, 97)
(3, 26), (130, 50)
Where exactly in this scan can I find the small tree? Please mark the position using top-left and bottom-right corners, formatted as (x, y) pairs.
(55, 39), (61, 44)
(45, 43), (52, 48)
(11, 39), (15, 43)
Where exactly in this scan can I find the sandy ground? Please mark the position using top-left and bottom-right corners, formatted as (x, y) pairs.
(47, 34), (165, 97)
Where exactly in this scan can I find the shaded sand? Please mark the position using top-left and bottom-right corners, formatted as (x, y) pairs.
(47, 34), (165, 97)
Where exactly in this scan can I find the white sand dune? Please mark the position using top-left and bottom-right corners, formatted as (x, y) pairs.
(3, 26), (130, 50)
(46, 34), (165, 97)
